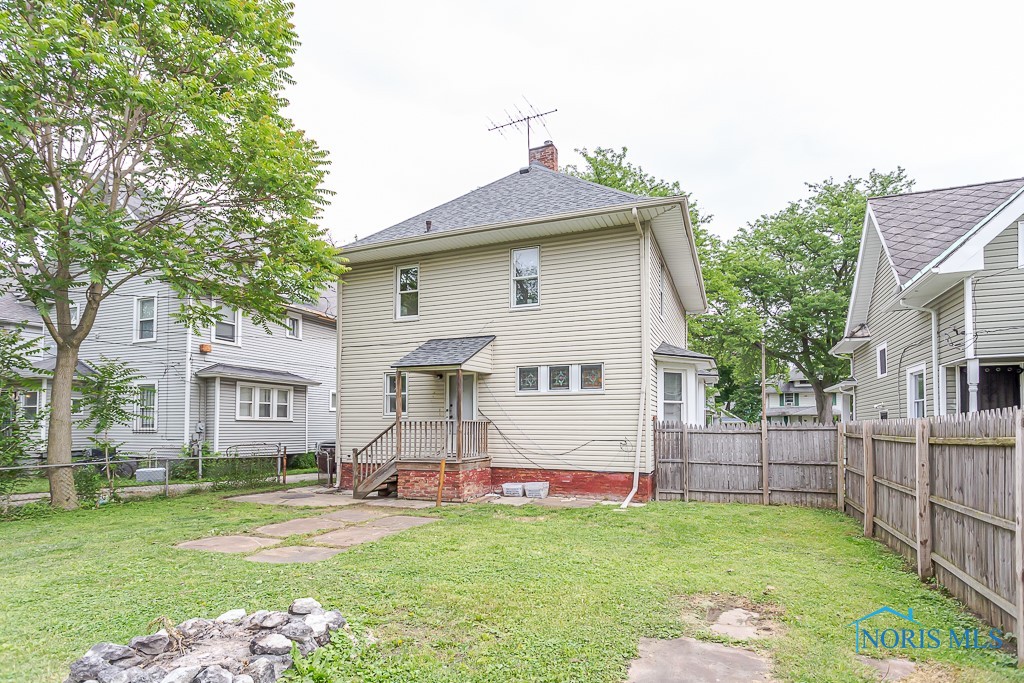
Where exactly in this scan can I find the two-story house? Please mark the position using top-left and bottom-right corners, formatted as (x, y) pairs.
(1, 283), (338, 459)
(832, 177), (1024, 419)
(765, 369), (839, 425)
(335, 141), (716, 502)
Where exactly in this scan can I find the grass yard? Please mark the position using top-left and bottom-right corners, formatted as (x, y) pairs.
(0, 491), (1019, 683)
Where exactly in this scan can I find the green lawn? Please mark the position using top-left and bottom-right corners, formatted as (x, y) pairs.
(0, 491), (1018, 683)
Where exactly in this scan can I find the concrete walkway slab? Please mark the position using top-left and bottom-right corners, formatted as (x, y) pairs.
(626, 637), (772, 682)
(228, 488), (359, 507)
(311, 526), (397, 548)
(363, 497), (435, 509)
(366, 515), (439, 531)
(254, 517), (345, 538)
(320, 508), (392, 523)
(711, 608), (763, 640)
(245, 545), (345, 564)
(176, 535), (279, 554)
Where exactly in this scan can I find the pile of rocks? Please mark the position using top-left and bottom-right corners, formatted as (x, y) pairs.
(65, 598), (346, 683)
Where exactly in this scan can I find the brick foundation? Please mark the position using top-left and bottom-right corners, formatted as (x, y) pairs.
(398, 459), (492, 502)
(489, 467), (653, 501)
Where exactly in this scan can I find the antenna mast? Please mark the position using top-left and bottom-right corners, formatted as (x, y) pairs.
(488, 99), (557, 161)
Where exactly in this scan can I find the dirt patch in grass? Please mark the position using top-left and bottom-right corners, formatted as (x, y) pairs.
(680, 593), (784, 640)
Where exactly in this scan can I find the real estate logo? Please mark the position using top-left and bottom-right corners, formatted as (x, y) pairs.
(849, 607), (1004, 653)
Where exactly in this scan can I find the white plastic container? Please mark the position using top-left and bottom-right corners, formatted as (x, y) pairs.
(523, 482), (549, 498)
(501, 482), (525, 497)
(135, 467), (166, 483)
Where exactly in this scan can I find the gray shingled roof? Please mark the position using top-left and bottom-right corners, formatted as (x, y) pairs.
(392, 336), (495, 369)
(653, 342), (716, 362)
(0, 290), (41, 325)
(29, 357), (95, 376)
(195, 363), (320, 386)
(870, 177), (1024, 282)
(347, 163), (640, 249)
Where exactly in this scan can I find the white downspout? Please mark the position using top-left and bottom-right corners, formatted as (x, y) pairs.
(901, 300), (940, 416)
(183, 321), (193, 444)
(622, 208), (649, 509)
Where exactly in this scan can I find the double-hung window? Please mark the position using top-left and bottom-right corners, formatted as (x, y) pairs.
(384, 373), (409, 415)
(511, 247), (540, 308)
(135, 384), (157, 432)
(213, 301), (239, 344)
(135, 296), (156, 342)
(396, 266), (419, 319)
(329, 390), (337, 412)
(238, 384), (292, 421)
(661, 371), (685, 422)
(21, 391), (39, 421)
(782, 393), (798, 407)
(908, 366), (926, 418)
(876, 343), (888, 378)
(286, 315), (302, 339)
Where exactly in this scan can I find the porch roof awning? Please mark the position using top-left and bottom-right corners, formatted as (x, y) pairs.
(653, 342), (717, 371)
(18, 357), (95, 378)
(392, 335), (495, 374)
(195, 363), (321, 386)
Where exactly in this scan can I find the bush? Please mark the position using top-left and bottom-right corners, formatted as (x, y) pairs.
(206, 456), (278, 490)
(73, 467), (104, 505)
(288, 451), (316, 470)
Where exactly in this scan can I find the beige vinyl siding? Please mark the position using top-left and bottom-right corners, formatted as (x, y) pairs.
(851, 252), (932, 419)
(975, 219), (1024, 356)
(340, 225), (645, 473)
(934, 282), (965, 366)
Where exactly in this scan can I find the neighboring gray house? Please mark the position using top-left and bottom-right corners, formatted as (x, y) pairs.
(765, 369), (839, 425)
(832, 177), (1024, 419)
(0, 283), (337, 458)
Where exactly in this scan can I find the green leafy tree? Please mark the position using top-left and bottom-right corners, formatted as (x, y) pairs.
(0, 0), (345, 508)
(0, 326), (46, 507)
(77, 357), (142, 499)
(728, 170), (914, 422)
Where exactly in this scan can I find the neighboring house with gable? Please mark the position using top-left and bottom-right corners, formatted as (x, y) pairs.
(0, 283), (337, 458)
(832, 177), (1024, 419)
(765, 369), (839, 425)
(335, 141), (717, 502)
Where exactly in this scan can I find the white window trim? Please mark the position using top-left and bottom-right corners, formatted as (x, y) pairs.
(876, 343), (888, 378)
(285, 315), (303, 339)
(211, 301), (242, 346)
(510, 246), (541, 309)
(133, 295), (158, 343)
(906, 363), (927, 418)
(514, 363), (605, 395)
(329, 390), (337, 412)
(395, 264), (420, 321)
(1018, 221), (1024, 269)
(783, 393), (797, 407)
(657, 365), (688, 422)
(134, 382), (158, 433)
(383, 372), (410, 416)
(235, 383), (293, 421)
(69, 302), (80, 326)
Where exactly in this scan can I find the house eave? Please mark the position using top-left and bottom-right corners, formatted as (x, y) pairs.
(831, 337), (870, 355)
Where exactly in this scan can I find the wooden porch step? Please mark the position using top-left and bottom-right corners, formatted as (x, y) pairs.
(353, 458), (398, 499)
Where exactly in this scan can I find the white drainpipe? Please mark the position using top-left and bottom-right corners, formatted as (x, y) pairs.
(622, 208), (650, 509)
(901, 300), (940, 416)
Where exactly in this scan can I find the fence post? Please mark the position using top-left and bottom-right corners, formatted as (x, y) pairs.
(915, 419), (933, 579)
(863, 420), (875, 537)
(164, 458), (170, 498)
(282, 445), (288, 485)
(351, 448), (359, 487)
(837, 422), (846, 512)
(1014, 408), (1024, 667)
(682, 422), (690, 502)
(761, 418), (769, 506)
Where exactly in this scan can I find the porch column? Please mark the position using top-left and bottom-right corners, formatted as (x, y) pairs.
(395, 370), (402, 458)
(967, 358), (980, 413)
(456, 368), (463, 461)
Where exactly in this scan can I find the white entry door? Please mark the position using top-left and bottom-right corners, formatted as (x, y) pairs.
(446, 373), (476, 420)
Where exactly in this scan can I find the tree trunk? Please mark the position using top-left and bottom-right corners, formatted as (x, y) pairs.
(812, 381), (832, 425)
(46, 342), (80, 509)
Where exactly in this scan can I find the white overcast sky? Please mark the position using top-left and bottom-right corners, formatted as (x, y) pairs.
(284, 1), (1024, 246)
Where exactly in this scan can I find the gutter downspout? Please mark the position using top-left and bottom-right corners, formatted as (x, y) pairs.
(901, 300), (940, 416)
(622, 208), (649, 509)
(183, 302), (193, 444)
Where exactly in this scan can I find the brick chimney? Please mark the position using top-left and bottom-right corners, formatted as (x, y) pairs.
(528, 140), (558, 171)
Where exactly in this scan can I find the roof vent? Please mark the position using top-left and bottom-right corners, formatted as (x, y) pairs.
(425, 220), (432, 232)
(519, 166), (530, 174)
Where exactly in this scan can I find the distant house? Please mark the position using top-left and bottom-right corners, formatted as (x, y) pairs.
(336, 141), (717, 502)
(765, 369), (838, 425)
(832, 177), (1024, 419)
(0, 283), (337, 458)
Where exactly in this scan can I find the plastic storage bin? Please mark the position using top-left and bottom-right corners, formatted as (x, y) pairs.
(501, 482), (525, 497)
(523, 482), (549, 498)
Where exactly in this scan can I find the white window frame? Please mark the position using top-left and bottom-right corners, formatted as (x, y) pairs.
(514, 363), (605, 395)
(211, 301), (241, 346)
(134, 382), (158, 433)
(510, 246), (541, 309)
(783, 393), (797, 407)
(383, 372), (410, 416)
(133, 295), (157, 343)
(20, 390), (40, 421)
(285, 315), (302, 339)
(657, 366), (687, 422)
(329, 390), (337, 412)
(907, 363), (927, 418)
(395, 264), (420, 321)
(69, 302), (80, 326)
(876, 343), (888, 378)
(235, 383), (293, 421)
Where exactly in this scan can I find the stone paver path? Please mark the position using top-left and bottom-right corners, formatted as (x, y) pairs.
(362, 497), (436, 509)
(311, 526), (403, 548)
(627, 637), (772, 682)
(226, 486), (361, 507)
(320, 507), (391, 523)
(365, 515), (439, 531)
(176, 535), (280, 554)
(254, 517), (345, 538)
(246, 546), (345, 564)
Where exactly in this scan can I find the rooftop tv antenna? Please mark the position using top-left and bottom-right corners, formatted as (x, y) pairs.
(488, 98), (557, 161)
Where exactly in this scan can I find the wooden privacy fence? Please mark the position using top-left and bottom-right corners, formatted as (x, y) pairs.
(839, 408), (1024, 663)
(654, 422), (838, 507)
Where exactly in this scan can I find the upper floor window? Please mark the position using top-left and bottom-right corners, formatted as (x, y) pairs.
(21, 390), (39, 421)
(213, 302), (240, 344)
(781, 393), (798, 407)
(286, 315), (302, 339)
(135, 296), (156, 342)
(135, 383), (157, 432)
(396, 265), (419, 319)
(876, 343), (888, 378)
(511, 247), (540, 308)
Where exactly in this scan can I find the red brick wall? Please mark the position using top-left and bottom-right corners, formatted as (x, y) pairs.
(398, 462), (492, 502)
(528, 141), (558, 171)
(337, 462), (353, 490)
(490, 467), (652, 501)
